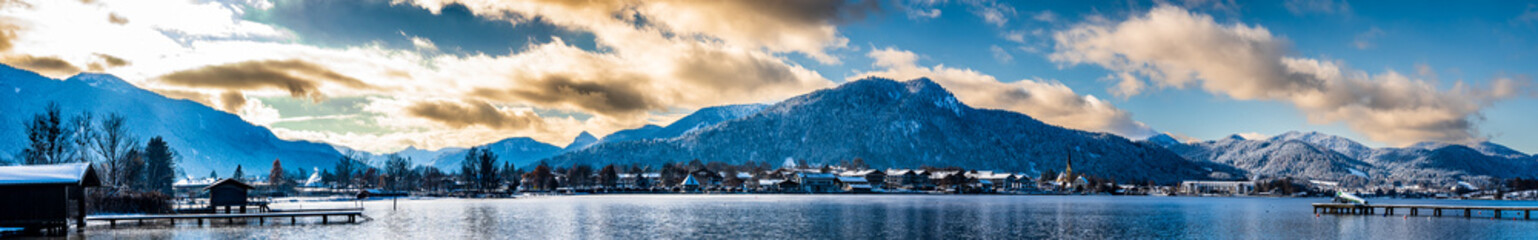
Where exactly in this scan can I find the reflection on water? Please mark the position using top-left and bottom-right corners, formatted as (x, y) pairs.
(70, 195), (1538, 239)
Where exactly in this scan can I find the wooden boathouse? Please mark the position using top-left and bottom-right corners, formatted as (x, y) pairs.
(0, 163), (102, 235)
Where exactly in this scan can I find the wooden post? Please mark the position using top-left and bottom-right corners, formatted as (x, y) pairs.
(1435, 209), (1441, 217)
(1527, 210), (1531, 220)
(198, 218), (203, 226)
(323, 215), (328, 224)
(1466, 209), (1472, 218)
(74, 186), (86, 232)
(1495, 210), (1502, 219)
(110, 220), (116, 228)
(291, 216), (296, 224)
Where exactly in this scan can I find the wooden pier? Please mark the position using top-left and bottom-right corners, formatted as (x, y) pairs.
(1314, 203), (1538, 219)
(85, 210), (365, 228)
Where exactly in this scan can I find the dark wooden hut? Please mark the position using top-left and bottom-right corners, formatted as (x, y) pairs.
(0, 163), (102, 235)
(202, 178), (254, 213)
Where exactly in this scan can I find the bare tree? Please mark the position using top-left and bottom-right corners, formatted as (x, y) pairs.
(93, 113), (137, 186)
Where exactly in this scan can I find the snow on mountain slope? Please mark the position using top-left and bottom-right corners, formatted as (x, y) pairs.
(548, 77), (1238, 184)
(0, 64), (342, 176)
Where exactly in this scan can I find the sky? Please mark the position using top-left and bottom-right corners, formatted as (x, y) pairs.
(1, 0), (1535, 153)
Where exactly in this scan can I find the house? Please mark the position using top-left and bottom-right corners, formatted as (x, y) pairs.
(836, 176), (873, 193)
(204, 178), (255, 213)
(839, 170), (885, 190)
(884, 169), (932, 190)
(794, 172), (839, 193)
(679, 174), (701, 192)
(1179, 181), (1255, 195)
(969, 172), (1021, 191)
(754, 179), (785, 192)
(689, 169), (723, 189)
(0, 163), (101, 235)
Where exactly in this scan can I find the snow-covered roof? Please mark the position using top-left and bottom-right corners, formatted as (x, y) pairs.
(836, 176), (868, 183)
(0, 163), (101, 186)
(681, 175), (700, 186)
(757, 179), (784, 185)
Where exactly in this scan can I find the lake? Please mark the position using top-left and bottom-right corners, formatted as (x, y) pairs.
(65, 195), (1538, 239)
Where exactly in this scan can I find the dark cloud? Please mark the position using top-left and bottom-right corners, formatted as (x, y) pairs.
(0, 22), (16, 52)
(85, 53), (130, 72)
(472, 74), (659, 115)
(672, 46), (799, 92)
(2, 55), (82, 77)
(156, 59), (373, 101)
(107, 12), (128, 25)
(404, 100), (545, 130)
(220, 91), (247, 112)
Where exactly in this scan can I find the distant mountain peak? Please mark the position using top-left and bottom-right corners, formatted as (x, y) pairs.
(65, 73), (138, 93)
(1145, 133), (1182, 147)
(565, 131), (598, 151)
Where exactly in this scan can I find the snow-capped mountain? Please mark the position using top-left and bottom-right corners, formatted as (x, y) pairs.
(1408, 141), (1529, 159)
(1163, 134), (1375, 182)
(0, 64), (343, 176)
(1159, 130), (1537, 186)
(593, 104), (768, 145)
(548, 77), (1239, 183)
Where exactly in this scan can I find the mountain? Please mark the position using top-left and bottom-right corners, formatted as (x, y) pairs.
(1165, 131), (1538, 186)
(1164, 135), (1375, 182)
(1408, 141), (1529, 159)
(594, 104), (768, 145)
(564, 131), (597, 152)
(0, 64), (342, 177)
(547, 77), (1239, 183)
(1144, 133), (1182, 148)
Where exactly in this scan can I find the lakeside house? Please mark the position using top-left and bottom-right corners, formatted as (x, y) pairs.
(0, 163), (101, 235)
(1179, 181), (1256, 195)
(839, 170), (886, 190)
(885, 169), (933, 190)
(793, 172), (839, 193)
(836, 176), (873, 192)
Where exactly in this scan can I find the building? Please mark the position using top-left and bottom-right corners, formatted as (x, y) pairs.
(689, 169), (723, 189)
(204, 178), (255, 213)
(1055, 151), (1076, 187)
(884, 169), (932, 190)
(1179, 181), (1256, 195)
(836, 176), (873, 193)
(794, 172), (839, 193)
(970, 172), (1023, 191)
(839, 170), (885, 190)
(679, 174), (701, 192)
(0, 163), (101, 235)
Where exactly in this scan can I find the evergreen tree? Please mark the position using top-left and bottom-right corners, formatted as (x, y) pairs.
(232, 165), (245, 181)
(598, 164), (619, 189)
(334, 154), (359, 188)
(209, 170), (217, 179)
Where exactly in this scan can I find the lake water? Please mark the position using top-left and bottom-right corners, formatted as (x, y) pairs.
(63, 195), (1538, 239)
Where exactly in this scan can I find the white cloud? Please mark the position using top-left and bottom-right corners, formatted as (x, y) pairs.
(989, 45), (1011, 63)
(1236, 132), (1269, 140)
(1032, 10), (1058, 23)
(1352, 27), (1383, 50)
(1284, 0), (1351, 16)
(1050, 5), (1526, 146)
(854, 47), (1156, 139)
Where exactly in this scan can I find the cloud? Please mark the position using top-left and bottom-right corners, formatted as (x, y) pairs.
(854, 47), (1156, 139)
(1284, 0), (1350, 16)
(1517, 4), (1538, 26)
(403, 100), (547, 130)
(963, 0), (1015, 27)
(899, 0), (944, 19)
(1050, 5), (1525, 145)
(1352, 27), (1383, 50)
(85, 53), (129, 72)
(154, 59), (374, 101)
(1, 54), (81, 77)
(471, 74), (658, 116)
(1032, 10), (1058, 23)
(989, 45), (1012, 63)
(219, 91), (247, 113)
(107, 12), (127, 25)
(397, 0), (878, 64)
